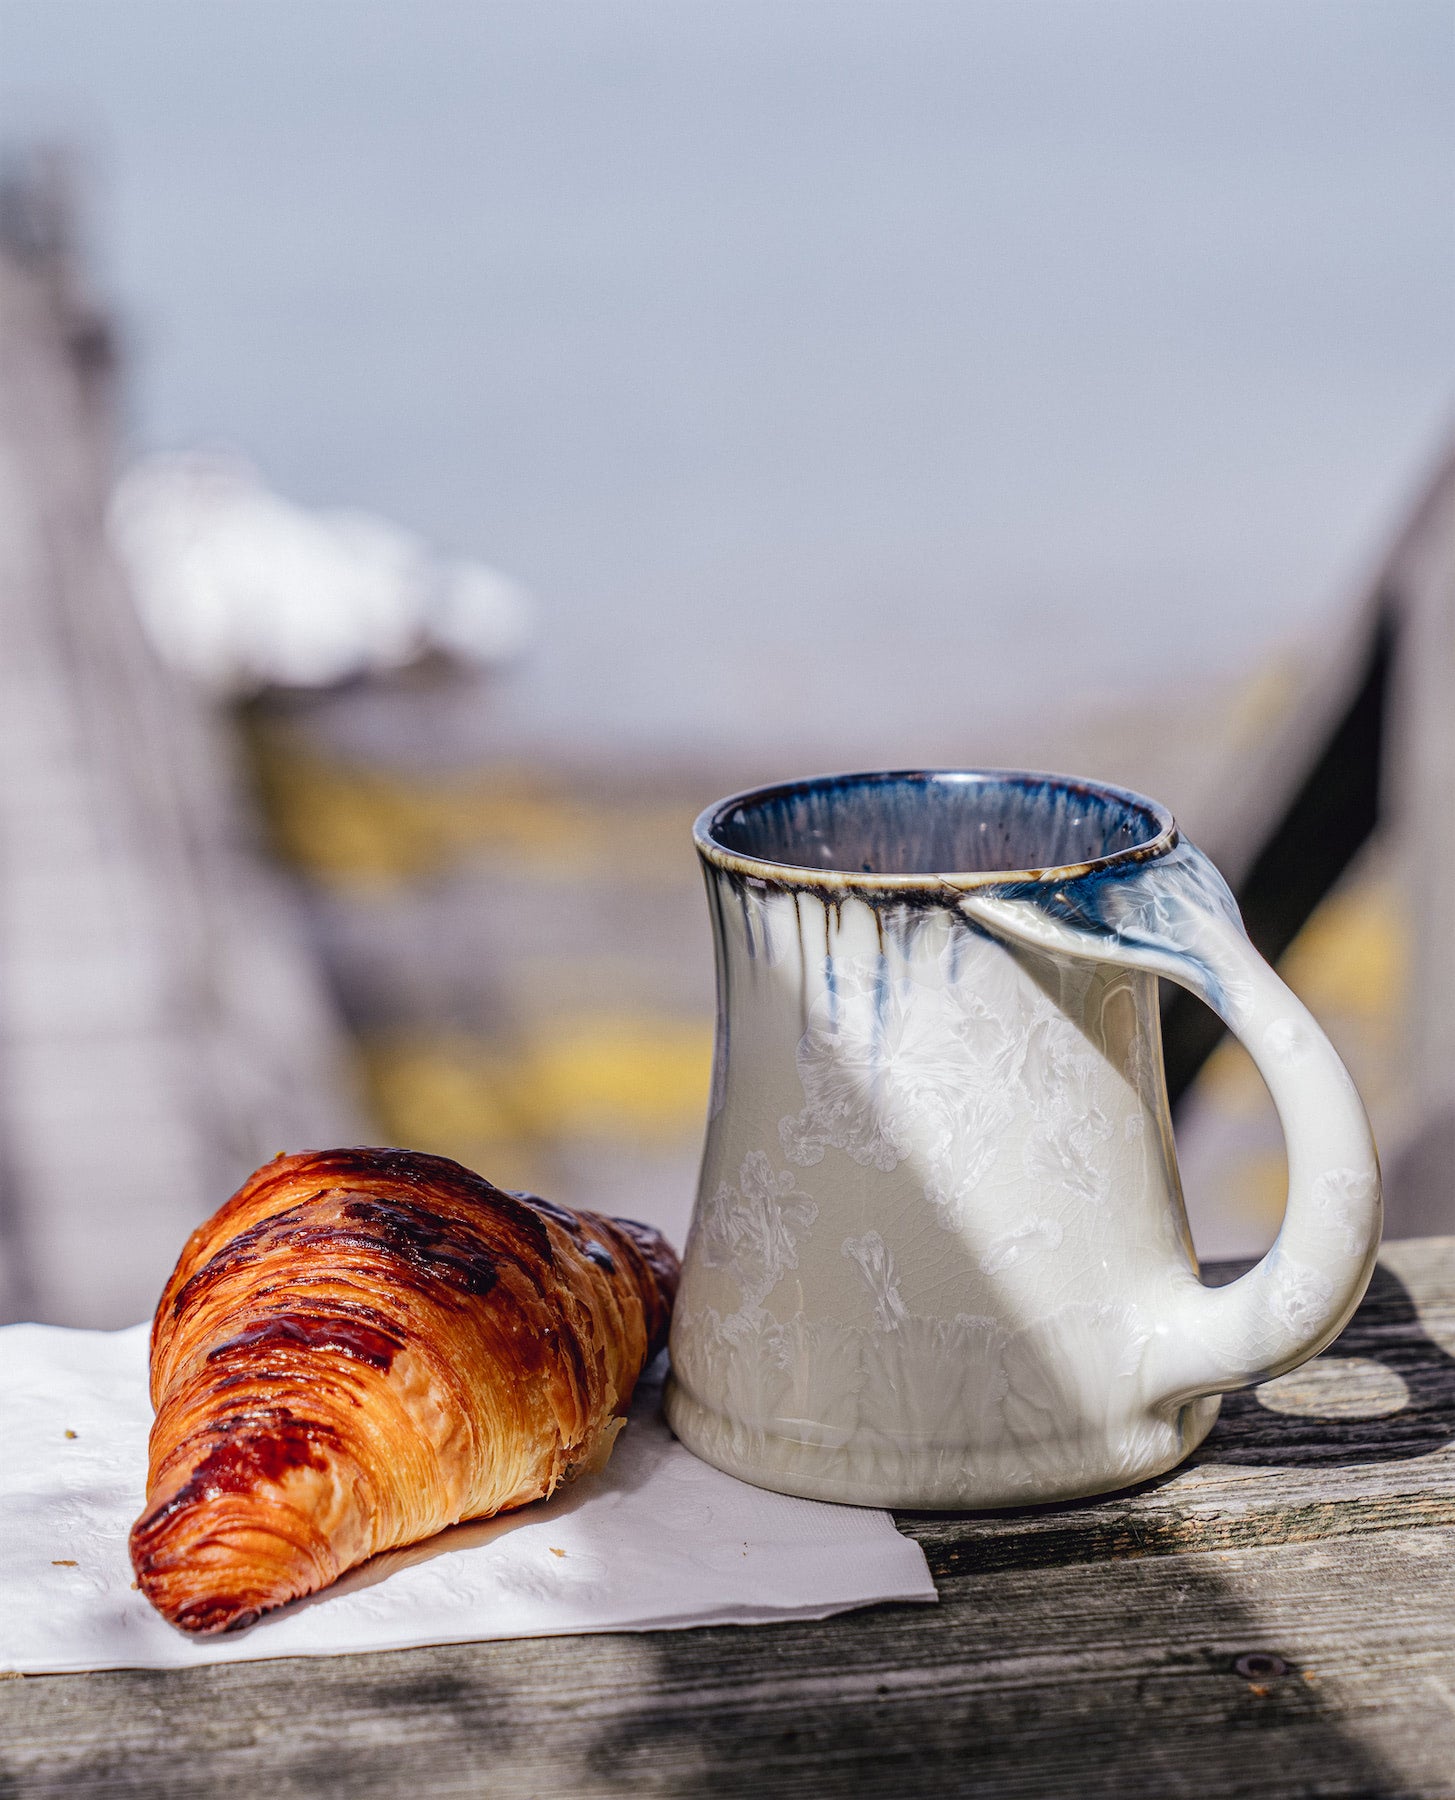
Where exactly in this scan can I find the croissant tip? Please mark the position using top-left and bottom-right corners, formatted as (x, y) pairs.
(129, 1541), (284, 1636)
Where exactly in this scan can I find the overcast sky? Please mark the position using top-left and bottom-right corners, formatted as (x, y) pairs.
(2, 1), (1451, 757)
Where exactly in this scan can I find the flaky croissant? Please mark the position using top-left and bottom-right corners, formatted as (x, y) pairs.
(129, 1147), (679, 1634)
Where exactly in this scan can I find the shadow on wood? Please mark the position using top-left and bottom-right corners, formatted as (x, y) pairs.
(1209, 1260), (1455, 1470)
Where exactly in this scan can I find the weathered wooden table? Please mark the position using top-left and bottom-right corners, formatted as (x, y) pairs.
(4, 1238), (1454, 1798)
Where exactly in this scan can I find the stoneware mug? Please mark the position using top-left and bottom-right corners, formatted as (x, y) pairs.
(664, 769), (1382, 1508)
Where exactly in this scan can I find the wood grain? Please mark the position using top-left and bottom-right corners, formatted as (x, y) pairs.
(4, 1240), (1455, 1797)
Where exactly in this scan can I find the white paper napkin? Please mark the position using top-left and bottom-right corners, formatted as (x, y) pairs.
(0, 1321), (935, 1673)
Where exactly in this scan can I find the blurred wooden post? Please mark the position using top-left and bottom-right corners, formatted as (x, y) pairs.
(1163, 437), (1455, 1237)
(1384, 442), (1455, 1229)
(0, 154), (364, 1326)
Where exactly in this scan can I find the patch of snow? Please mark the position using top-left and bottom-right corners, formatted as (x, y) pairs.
(108, 453), (532, 695)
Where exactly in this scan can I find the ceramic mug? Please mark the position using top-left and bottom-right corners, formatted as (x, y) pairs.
(664, 770), (1382, 1508)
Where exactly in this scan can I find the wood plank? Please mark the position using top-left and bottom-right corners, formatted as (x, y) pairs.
(3, 1238), (1454, 1796)
(1, 1527), (1450, 1797)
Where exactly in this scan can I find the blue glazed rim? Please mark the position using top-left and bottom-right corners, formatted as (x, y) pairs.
(694, 768), (1179, 893)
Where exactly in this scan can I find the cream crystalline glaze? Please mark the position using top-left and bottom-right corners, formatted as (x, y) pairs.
(664, 771), (1382, 1508)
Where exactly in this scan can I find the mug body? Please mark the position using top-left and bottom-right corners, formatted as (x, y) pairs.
(664, 771), (1220, 1508)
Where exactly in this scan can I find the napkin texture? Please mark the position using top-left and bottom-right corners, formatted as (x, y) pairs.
(0, 1321), (935, 1673)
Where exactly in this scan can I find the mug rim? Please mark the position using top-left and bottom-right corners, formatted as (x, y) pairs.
(694, 768), (1179, 893)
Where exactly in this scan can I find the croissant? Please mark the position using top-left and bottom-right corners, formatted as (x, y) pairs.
(129, 1146), (679, 1634)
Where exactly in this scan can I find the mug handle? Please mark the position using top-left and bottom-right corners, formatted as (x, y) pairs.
(957, 838), (1382, 1405)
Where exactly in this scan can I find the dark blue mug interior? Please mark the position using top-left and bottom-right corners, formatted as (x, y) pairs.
(704, 770), (1170, 878)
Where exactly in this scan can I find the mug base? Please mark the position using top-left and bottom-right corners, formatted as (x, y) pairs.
(663, 1373), (1222, 1510)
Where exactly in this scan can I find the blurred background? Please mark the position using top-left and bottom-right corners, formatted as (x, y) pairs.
(0, 0), (1451, 1326)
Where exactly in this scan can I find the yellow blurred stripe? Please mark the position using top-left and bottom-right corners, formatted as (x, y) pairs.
(1279, 875), (1409, 1019)
(361, 1015), (714, 1165)
(1194, 862), (1407, 1153)
(246, 722), (695, 887)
